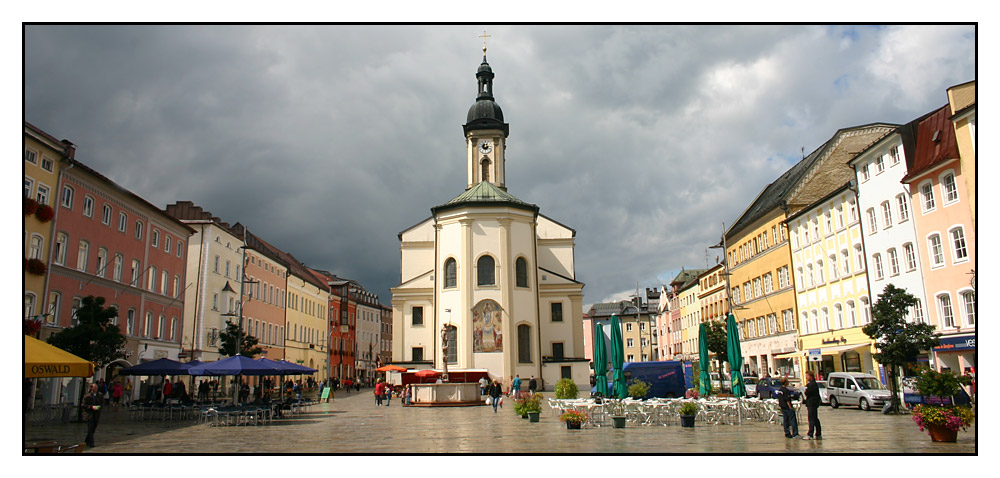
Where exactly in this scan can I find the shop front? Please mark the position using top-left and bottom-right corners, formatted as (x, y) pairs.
(933, 334), (975, 374)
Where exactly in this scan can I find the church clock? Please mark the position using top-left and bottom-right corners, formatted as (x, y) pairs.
(478, 139), (492, 154)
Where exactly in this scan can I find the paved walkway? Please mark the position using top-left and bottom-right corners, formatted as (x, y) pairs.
(23, 391), (976, 454)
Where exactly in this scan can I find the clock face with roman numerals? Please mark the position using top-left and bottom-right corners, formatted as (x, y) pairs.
(478, 140), (492, 154)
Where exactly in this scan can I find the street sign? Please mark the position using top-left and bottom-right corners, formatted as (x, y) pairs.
(808, 349), (822, 362)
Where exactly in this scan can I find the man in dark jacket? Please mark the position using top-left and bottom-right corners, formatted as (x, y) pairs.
(777, 377), (799, 438)
(82, 383), (104, 447)
(803, 370), (822, 440)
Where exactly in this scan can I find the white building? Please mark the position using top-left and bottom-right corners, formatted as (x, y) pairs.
(848, 122), (930, 325)
(391, 52), (587, 390)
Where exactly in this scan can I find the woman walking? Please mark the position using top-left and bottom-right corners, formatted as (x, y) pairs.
(803, 370), (822, 440)
(489, 379), (503, 413)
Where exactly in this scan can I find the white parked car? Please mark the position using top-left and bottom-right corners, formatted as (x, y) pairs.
(743, 376), (759, 397)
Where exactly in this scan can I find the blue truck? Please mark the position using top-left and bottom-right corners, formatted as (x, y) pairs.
(592, 361), (691, 399)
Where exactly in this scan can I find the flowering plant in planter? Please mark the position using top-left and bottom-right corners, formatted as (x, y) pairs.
(35, 204), (55, 223)
(559, 409), (588, 425)
(26, 258), (48, 276)
(24, 318), (42, 336)
(912, 405), (974, 433)
(24, 197), (39, 216)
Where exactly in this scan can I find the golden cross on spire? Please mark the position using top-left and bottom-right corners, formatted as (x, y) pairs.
(479, 30), (491, 54)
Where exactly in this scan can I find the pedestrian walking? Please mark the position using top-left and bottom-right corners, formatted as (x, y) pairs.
(124, 380), (132, 406)
(489, 380), (503, 413)
(528, 376), (537, 394)
(803, 370), (822, 440)
(403, 384), (412, 406)
(777, 377), (799, 438)
(375, 380), (384, 406)
(82, 383), (104, 448)
(479, 376), (488, 395)
(162, 378), (172, 402)
(511, 375), (522, 397)
(385, 383), (392, 406)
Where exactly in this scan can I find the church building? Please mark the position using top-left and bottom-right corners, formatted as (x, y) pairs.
(390, 49), (588, 390)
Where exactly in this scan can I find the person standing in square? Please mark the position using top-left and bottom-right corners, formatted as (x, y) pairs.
(82, 383), (104, 448)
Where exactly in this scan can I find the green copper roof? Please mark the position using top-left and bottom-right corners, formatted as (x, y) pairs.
(432, 181), (538, 215)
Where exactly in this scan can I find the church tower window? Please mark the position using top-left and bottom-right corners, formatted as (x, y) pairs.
(515, 257), (528, 287)
(517, 324), (532, 363)
(477, 255), (495, 286)
(481, 158), (490, 182)
(444, 258), (457, 288)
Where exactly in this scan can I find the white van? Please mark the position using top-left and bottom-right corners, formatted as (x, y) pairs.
(826, 372), (891, 411)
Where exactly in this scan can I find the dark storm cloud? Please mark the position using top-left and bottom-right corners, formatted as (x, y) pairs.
(24, 25), (975, 307)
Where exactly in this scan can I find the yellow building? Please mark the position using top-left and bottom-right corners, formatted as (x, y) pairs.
(725, 124), (896, 379)
(786, 183), (878, 379)
(23, 122), (74, 328)
(281, 257), (330, 379)
(677, 271), (704, 362)
(947, 81), (975, 230)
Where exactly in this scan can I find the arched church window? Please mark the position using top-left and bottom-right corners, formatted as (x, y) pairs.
(444, 258), (457, 288)
(515, 257), (528, 288)
(517, 324), (531, 363)
(477, 255), (495, 286)
(481, 158), (490, 182)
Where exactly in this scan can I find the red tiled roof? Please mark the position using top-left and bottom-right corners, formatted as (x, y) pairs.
(902, 104), (960, 183)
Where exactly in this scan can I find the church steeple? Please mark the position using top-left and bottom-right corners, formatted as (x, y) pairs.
(464, 37), (509, 190)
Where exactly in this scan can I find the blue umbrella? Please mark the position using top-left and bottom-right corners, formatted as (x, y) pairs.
(610, 314), (628, 399)
(271, 359), (318, 375)
(118, 358), (194, 376)
(593, 322), (609, 397)
(187, 355), (283, 376)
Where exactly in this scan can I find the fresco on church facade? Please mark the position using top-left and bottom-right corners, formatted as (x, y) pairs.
(472, 299), (502, 352)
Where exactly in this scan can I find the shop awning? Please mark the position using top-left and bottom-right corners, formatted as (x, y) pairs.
(819, 343), (870, 355)
(773, 351), (802, 360)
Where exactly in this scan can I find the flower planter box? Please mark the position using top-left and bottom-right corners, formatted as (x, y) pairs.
(566, 421), (582, 430)
(680, 415), (696, 428)
(928, 424), (958, 442)
(611, 416), (626, 428)
(527, 412), (540, 422)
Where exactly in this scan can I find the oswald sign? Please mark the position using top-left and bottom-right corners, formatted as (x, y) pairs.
(933, 336), (975, 352)
(31, 364), (70, 375)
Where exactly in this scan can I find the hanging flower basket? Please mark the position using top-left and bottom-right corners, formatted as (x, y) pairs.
(26, 258), (48, 276)
(24, 197), (39, 216)
(24, 318), (42, 336)
(35, 204), (55, 223)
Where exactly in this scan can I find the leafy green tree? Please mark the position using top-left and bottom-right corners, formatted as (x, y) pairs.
(554, 378), (579, 399)
(217, 321), (263, 357)
(862, 284), (940, 414)
(46, 295), (127, 420)
(705, 319), (728, 370)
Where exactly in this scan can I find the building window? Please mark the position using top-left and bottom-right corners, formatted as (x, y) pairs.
(874, 155), (885, 174)
(113, 254), (123, 282)
(860, 163), (870, 181)
(28, 235), (43, 260)
(866, 208), (877, 233)
(213, 255), (220, 274)
(627, 338), (634, 347)
(897, 194), (910, 222)
(835, 304), (844, 329)
(887, 248), (899, 276)
(148, 266), (157, 292)
(829, 255), (838, 280)
(950, 227), (969, 262)
(25, 149), (38, 164)
(872, 254), (884, 280)
(477, 255), (495, 286)
(782, 309), (794, 331)
(135, 221), (144, 240)
(778, 266), (789, 289)
(144, 312), (153, 337)
(24, 177), (34, 198)
(515, 257), (529, 288)
(928, 234), (945, 267)
(23, 293), (38, 321)
(176, 240), (183, 257)
(854, 245), (865, 271)
(131, 260), (140, 286)
(910, 299), (925, 324)
(36, 184), (50, 205)
(626, 323), (633, 332)
(848, 200), (858, 223)
(551, 302), (563, 322)
(841, 249), (851, 276)
(444, 258), (457, 288)
(118, 212), (127, 232)
(881, 201), (892, 229)
(763, 272), (773, 293)
(847, 300), (857, 327)
(96, 248), (108, 277)
(102, 204), (112, 225)
(126, 309), (135, 335)
(860, 297), (871, 325)
(161, 270), (169, 295)
(76, 240), (89, 272)
(732, 286), (741, 303)
(151, 230), (159, 248)
(517, 324), (531, 363)
(920, 181), (936, 213)
(164, 235), (171, 253)
(83, 196), (95, 218)
(961, 291), (975, 326)
(815, 262), (824, 285)
(889, 145), (901, 165)
(412, 306), (423, 326)
(938, 294), (955, 328)
(941, 172), (959, 203)
(903, 243), (917, 271)
(411, 347), (424, 362)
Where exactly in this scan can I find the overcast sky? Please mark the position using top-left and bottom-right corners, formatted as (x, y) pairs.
(23, 24), (975, 309)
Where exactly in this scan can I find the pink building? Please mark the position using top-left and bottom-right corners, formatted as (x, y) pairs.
(901, 105), (976, 374)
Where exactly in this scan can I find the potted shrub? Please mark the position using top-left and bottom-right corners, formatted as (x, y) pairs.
(679, 401), (699, 428)
(912, 369), (974, 442)
(607, 399), (627, 428)
(26, 258), (48, 276)
(559, 409), (587, 429)
(523, 393), (542, 422)
(512, 391), (528, 418)
(554, 378), (578, 399)
(35, 204), (55, 223)
(628, 379), (650, 400)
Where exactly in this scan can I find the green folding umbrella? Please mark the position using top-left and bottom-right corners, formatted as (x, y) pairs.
(699, 322), (713, 396)
(610, 314), (628, 399)
(593, 321), (609, 397)
(726, 314), (746, 398)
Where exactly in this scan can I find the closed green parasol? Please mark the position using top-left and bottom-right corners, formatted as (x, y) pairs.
(726, 314), (746, 398)
(699, 322), (713, 396)
(610, 314), (628, 399)
(593, 321), (609, 397)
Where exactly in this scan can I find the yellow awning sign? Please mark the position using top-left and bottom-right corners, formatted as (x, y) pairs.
(24, 335), (95, 378)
